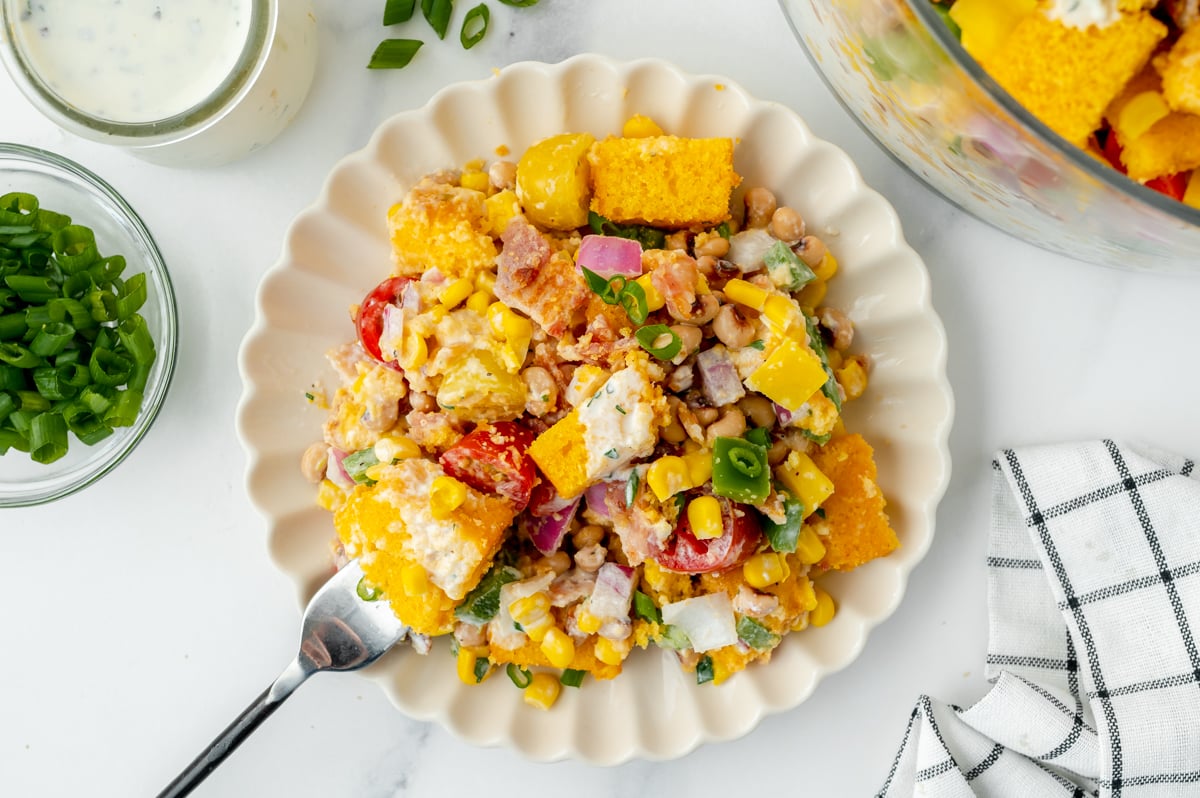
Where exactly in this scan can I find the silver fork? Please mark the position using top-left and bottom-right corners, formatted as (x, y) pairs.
(157, 559), (408, 798)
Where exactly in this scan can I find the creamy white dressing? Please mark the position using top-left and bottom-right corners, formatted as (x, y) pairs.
(579, 367), (658, 479)
(1045, 0), (1120, 29)
(11, 0), (254, 123)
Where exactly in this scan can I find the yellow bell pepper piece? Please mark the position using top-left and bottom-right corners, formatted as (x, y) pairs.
(744, 338), (827, 413)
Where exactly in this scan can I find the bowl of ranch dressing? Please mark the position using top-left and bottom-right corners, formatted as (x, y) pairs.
(0, 0), (317, 167)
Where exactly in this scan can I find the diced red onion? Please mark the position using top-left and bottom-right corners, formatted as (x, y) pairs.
(377, 303), (405, 363)
(529, 480), (576, 517)
(585, 481), (614, 519)
(660, 593), (738, 653)
(696, 346), (746, 407)
(400, 281), (422, 313)
(527, 496), (581, 556)
(726, 228), (776, 273)
(576, 234), (643, 279)
(326, 448), (355, 489)
(774, 402), (795, 427)
(587, 562), (636, 621)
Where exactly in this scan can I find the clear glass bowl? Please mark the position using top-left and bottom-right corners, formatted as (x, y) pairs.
(781, 0), (1200, 271)
(0, 144), (178, 506)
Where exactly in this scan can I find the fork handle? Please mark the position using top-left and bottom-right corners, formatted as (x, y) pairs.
(157, 659), (310, 798)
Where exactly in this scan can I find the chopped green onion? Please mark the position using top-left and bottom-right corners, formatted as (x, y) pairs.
(626, 469), (639, 508)
(368, 38), (424, 69)
(460, 3), (488, 48)
(736, 617), (781, 651)
(633, 590), (661, 624)
(498, 0), (538, 5)
(745, 426), (771, 448)
(0, 343), (40, 368)
(0, 312), (26, 340)
(506, 663), (533, 688)
(657, 624), (691, 650)
(342, 447), (381, 485)
(472, 655), (491, 683)
(715, 221), (731, 239)
(804, 312), (842, 414)
(30, 322), (74, 358)
(728, 445), (763, 478)
(587, 211), (666, 250)
(421, 0), (453, 39)
(29, 411), (67, 464)
(356, 576), (384, 601)
(695, 655), (715, 684)
(603, 447), (618, 459)
(634, 324), (681, 360)
(619, 281), (648, 324)
(383, 0), (417, 24)
(749, 339), (765, 350)
(455, 564), (522, 623)
(560, 669), (585, 688)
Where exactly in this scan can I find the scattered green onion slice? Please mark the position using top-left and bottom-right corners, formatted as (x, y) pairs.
(343, 447), (381, 485)
(472, 655), (491, 683)
(356, 576), (384, 601)
(736, 617), (781, 651)
(368, 38), (424, 69)
(506, 663), (533, 688)
(625, 469), (639, 508)
(619, 281), (648, 324)
(695, 655), (715, 685)
(455, 564), (522, 623)
(460, 3), (489, 49)
(421, 0), (453, 39)
(634, 324), (682, 361)
(560, 669), (585, 688)
(633, 590), (662, 624)
(383, 0), (417, 24)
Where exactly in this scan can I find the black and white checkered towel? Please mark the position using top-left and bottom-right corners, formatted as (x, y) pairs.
(879, 440), (1200, 798)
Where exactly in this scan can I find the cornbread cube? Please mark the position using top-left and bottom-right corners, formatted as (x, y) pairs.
(388, 177), (498, 281)
(529, 365), (665, 498)
(1162, 24), (1200, 116)
(1108, 65), (1200, 180)
(978, 10), (1167, 146)
(334, 458), (516, 634)
(588, 135), (740, 228)
(807, 434), (898, 572)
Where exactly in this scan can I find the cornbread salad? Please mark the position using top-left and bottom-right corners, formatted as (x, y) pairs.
(933, 0), (1200, 207)
(302, 115), (897, 709)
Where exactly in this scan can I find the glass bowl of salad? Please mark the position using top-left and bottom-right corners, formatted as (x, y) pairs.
(0, 144), (178, 506)
(781, 0), (1200, 271)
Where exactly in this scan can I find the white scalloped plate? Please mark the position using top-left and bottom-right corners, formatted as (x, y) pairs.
(236, 54), (954, 764)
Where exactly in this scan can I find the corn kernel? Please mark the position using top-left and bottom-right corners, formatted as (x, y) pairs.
(541, 628), (576, 669)
(795, 525), (827, 565)
(316, 479), (344, 511)
(475, 269), (497, 295)
(744, 551), (788, 589)
(696, 273), (711, 295)
(646, 456), (691, 501)
(949, 0), (1036, 60)
(812, 252), (838, 282)
(466, 290), (491, 315)
(1117, 91), (1171, 142)
(502, 308), (533, 342)
(723, 278), (768, 311)
(682, 449), (713, 487)
(594, 636), (630, 666)
(460, 169), (490, 193)
(576, 608), (602, 635)
(510, 592), (550, 625)
(800, 577), (818, 612)
(795, 278), (827, 311)
(687, 495), (724, 540)
(836, 357), (868, 401)
(457, 647), (490, 684)
(622, 114), (664, 138)
(485, 190), (521, 237)
(429, 475), (468, 519)
(523, 672), (562, 710)
(440, 277), (474, 309)
(487, 302), (508, 337)
(635, 273), (664, 312)
(810, 586), (836, 627)
(1185, 171), (1200, 210)
(364, 462), (390, 483)
(373, 434), (420, 464)
(401, 562), (429, 595)
(398, 331), (428, 370)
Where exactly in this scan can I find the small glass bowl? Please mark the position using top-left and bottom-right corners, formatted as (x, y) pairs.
(0, 144), (178, 507)
(0, 0), (317, 168)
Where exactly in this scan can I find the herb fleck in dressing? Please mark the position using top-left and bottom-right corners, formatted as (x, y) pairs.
(12, 0), (253, 123)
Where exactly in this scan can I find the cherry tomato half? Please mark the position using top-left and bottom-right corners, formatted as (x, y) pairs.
(356, 276), (412, 371)
(649, 495), (761, 574)
(439, 421), (537, 512)
(1146, 173), (1189, 201)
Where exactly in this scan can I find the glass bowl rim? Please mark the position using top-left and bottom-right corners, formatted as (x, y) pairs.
(900, 0), (1200, 227)
(0, 142), (179, 507)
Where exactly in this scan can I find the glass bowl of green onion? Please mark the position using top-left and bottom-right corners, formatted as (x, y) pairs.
(0, 143), (177, 506)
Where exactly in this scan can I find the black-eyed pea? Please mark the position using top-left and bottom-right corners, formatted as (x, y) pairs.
(744, 187), (777, 228)
(796, 235), (827, 268)
(737, 395), (776, 428)
(300, 442), (329, 484)
(769, 206), (805, 243)
(705, 406), (746, 445)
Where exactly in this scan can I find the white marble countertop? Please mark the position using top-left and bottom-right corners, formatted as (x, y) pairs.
(2, 2), (1198, 796)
